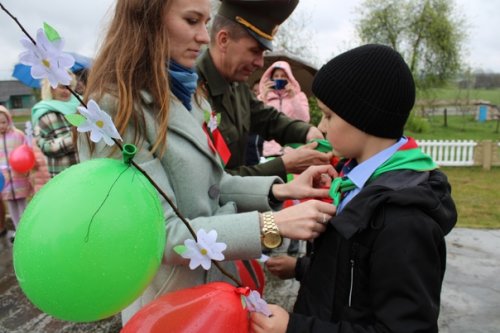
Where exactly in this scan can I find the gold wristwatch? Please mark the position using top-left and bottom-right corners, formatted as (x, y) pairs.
(260, 211), (282, 249)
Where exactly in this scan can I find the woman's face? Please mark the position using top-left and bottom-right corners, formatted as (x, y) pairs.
(165, 0), (210, 68)
(51, 85), (71, 102)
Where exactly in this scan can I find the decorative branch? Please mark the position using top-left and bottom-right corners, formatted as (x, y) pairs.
(0, 2), (36, 45)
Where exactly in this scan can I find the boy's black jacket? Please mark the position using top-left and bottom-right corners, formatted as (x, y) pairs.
(288, 169), (457, 333)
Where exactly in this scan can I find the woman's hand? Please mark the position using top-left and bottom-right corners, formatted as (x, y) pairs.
(250, 304), (289, 333)
(272, 164), (337, 201)
(274, 200), (336, 241)
(280, 143), (333, 175)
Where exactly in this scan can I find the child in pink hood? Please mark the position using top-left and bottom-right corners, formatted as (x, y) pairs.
(0, 105), (33, 234)
(258, 61), (310, 157)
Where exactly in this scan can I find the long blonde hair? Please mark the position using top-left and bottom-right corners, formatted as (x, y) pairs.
(85, 0), (172, 156)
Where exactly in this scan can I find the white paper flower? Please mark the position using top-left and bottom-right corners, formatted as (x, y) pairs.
(19, 29), (74, 88)
(244, 290), (272, 317)
(258, 254), (270, 263)
(181, 229), (227, 270)
(77, 99), (122, 146)
(207, 113), (218, 132)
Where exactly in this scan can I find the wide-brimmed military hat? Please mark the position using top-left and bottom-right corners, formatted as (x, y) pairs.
(218, 0), (299, 51)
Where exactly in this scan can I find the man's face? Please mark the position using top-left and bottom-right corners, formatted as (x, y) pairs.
(221, 34), (266, 82)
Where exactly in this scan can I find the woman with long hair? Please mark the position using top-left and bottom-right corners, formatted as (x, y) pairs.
(79, 0), (337, 324)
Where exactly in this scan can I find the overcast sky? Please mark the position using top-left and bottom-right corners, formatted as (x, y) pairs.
(1, 0), (499, 80)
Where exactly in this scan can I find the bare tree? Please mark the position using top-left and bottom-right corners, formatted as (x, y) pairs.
(272, 11), (319, 65)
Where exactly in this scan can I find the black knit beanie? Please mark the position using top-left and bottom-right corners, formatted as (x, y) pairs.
(312, 44), (415, 139)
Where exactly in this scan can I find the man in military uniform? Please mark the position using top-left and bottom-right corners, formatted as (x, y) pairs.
(197, 0), (332, 181)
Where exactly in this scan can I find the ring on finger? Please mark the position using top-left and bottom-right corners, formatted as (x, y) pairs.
(322, 213), (327, 224)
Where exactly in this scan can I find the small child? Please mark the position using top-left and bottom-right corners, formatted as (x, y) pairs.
(250, 44), (457, 332)
(0, 106), (33, 240)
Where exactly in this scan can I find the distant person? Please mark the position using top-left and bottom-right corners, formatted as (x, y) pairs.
(196, 0), (331, 181)
(0, 105), (33, 242)
(31, 76), (80, 177)
(250, 44), (458, 333)
(258, 61), (310, 158)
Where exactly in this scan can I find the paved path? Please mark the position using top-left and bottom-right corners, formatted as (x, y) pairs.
(1, 228), (499, 332)
(0, 237), (120, 333)
(438, 228), (500, 333)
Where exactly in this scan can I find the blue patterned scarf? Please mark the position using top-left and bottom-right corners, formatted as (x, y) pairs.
(168, 60), (198, 111)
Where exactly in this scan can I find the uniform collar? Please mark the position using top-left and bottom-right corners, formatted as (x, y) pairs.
(197, 49), (231, 97)
(347, 137), (408, 190)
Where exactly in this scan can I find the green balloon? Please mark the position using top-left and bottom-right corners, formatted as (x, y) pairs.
(13, 158), (165, 322)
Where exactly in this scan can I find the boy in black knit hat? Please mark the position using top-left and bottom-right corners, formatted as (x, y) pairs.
(251, 44), (457, 333)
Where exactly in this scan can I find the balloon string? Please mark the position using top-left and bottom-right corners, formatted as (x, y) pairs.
(84, 165), (130, 242)
(0, 3), (242, 287)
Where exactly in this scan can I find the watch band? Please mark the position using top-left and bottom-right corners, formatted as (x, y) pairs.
(260, 211), (282, 248)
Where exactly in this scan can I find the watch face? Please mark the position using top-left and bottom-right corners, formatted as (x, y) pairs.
(263, 233), (282, 249)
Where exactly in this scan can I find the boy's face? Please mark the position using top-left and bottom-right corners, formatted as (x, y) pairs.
(317, 100), (368, 160)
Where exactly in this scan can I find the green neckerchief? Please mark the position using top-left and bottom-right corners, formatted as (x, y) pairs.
(330, 144), (437, 207)
(31, 94), (80, 125)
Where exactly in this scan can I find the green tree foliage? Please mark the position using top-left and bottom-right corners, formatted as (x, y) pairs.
(308, 96), (322, 126)
(355, 0), (467, 89)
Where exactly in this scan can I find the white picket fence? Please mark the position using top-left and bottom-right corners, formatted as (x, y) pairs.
(417, 140), (477, 166)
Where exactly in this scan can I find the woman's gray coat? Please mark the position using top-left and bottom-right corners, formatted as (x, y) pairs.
(79, 93), (281, 323)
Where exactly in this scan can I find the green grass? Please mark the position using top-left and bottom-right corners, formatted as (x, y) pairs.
(421, 87), (500, 106)
(406, 115), (500, 141)
(442, 167), (500, 229)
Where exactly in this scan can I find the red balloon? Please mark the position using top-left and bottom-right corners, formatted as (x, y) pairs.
(121, 282), (250, 333)
(9, 144), (36, 173)
(235, 259), (265, 295)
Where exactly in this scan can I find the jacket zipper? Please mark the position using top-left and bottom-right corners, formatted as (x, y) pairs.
(348, 259), (354, 307)
(348, 243), (358, 307)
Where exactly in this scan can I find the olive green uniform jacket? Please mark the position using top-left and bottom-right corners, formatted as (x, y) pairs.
(196, 50), (312, 181)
